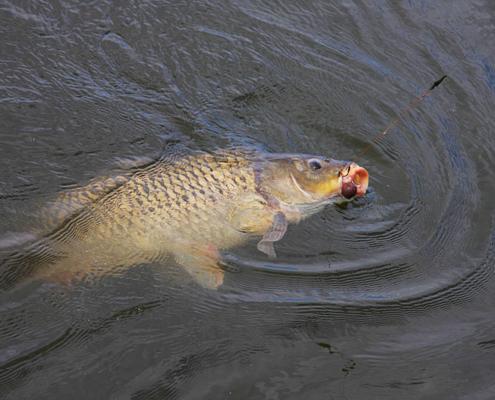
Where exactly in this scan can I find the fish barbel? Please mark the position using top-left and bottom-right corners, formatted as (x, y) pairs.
(1, 149), (368, 289)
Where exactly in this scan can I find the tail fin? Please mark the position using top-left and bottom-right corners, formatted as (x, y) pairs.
(0, 237), (61, 291)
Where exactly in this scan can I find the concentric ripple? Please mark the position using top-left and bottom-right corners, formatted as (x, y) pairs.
(1, 0), (495, 399)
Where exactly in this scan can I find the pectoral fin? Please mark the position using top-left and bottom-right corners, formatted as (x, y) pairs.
(257, 212), (288, 258)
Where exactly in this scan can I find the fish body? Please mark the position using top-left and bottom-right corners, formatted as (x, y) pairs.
(2, 149), (369, 289)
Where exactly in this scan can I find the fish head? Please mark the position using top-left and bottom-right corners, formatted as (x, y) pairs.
(258, 154), (369, 210)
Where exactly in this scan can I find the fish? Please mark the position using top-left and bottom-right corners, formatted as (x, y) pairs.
(0, 149), (368, 290)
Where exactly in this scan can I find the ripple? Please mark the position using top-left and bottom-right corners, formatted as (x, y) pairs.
(2, 0), (495, 398)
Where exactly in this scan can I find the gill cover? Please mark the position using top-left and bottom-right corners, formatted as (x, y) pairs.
(254, 154), (347, 258)
(254, 153), (368, 258)
(257, 154), (348, 205)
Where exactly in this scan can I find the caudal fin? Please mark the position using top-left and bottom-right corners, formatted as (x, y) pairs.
(0, 238), (61, 291)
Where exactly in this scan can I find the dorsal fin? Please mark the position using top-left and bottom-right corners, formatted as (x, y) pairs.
(37, 145), (200, 231)
(39, 173), (132, 230)
(38, 155), (161, 230)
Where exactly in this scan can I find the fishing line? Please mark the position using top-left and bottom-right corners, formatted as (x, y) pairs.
(357, 75), (448, 158)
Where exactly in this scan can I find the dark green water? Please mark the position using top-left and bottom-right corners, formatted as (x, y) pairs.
(1, 1), (495, 399)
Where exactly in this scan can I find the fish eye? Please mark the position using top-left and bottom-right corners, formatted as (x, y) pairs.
(308, 159), (322, 171)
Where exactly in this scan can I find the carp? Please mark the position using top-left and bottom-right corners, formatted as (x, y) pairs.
(1, 149), (368, 289)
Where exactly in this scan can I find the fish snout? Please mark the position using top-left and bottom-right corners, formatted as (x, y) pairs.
(340, 163), (369, 199)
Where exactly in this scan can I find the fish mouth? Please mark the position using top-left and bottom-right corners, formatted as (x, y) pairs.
(340, 163), (369, 199)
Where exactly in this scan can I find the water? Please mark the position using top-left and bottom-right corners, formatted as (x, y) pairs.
(1, 1), (495, 399)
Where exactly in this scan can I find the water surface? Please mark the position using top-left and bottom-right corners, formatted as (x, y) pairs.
(1, 1), (495, 399)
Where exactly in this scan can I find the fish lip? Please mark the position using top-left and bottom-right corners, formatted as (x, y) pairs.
(340, 163), (369, 199)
